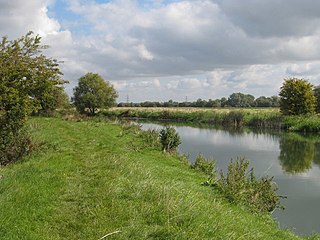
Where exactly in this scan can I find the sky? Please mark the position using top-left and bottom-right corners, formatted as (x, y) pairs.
(1, 0), (320, 102)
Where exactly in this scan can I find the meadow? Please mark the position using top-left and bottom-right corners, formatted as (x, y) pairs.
(0, 117), (315, 239)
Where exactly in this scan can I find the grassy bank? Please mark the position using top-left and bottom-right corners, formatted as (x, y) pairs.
(0, 117), (316, 239)
(104, 107), (320, 132)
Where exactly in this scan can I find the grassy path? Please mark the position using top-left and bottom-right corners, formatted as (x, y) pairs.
(0, 117), (310, 239)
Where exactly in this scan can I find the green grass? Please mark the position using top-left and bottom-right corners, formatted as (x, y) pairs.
(0, 117), (316, 239)
(104, 107), (320, 132)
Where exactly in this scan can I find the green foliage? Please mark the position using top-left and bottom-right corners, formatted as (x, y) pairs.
(216, 157), (282, 213)
(227, 92), (255, 107)
(0, 32), (66, 164)
(159, 126), (181, 152)
(192, 154), (216, 184)
(73, 72), (118, 115)
(106, 107), (320, 132)
(0, 128), (33, 165)
(223, 110), (245, 127)
(314, 86), (320, 113)
(279, 134), (314, 173)
(279, 78), (316, 115)
(283, 115), (320, 132)
(139, 129), (161, 149)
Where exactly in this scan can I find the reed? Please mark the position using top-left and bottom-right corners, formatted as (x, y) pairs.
(104, 107), (320, 132)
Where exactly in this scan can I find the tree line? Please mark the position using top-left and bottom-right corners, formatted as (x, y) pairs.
(118, 93), (280, 108)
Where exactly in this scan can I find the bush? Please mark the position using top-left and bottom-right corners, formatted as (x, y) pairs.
(159, 126), (181, 152)
(140, 129), (161, 149)
(192, 154), (216, 184)
(0, 129), (33, 165)
(216, 157), (282, 212)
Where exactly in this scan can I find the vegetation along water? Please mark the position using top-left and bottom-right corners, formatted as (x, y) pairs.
(139, 121), (320, 236)
(104, 107), (320, 132)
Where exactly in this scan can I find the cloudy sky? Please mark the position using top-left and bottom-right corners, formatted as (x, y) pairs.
(1, 0), (320, 102)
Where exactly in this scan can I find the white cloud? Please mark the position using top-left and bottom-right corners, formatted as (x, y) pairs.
(177, 78), (204, 90)
(0, 0), (60, 38)
(2, 0), (320, 101)
(136, 44), (155, 60)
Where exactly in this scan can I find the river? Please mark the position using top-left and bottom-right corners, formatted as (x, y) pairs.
(138, 121), (320, 236)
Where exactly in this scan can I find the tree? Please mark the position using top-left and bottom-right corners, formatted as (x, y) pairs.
(227, 93), (255, 107)
(0, 32), (66, 164)
(73, 72), (118, 115)
(279, 78), (316, 115)
(314, 85), (320, 113)
(255, 96), (272, 107)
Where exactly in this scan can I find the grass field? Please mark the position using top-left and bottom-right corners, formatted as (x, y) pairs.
(0, 117), (318, 239)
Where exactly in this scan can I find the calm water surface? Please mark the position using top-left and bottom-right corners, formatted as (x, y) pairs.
(139, 122), (320, 236)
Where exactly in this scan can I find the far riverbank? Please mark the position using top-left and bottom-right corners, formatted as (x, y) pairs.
(103, 107), (320, 132)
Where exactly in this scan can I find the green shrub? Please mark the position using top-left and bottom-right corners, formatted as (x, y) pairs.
(0, 129), (33, 165)
(216, 157), (282, 213)
(222, 111), (245, 127)
(159, 126), (181, 152)
(140, 129), (161, 149)
(192, 154), (216, 184)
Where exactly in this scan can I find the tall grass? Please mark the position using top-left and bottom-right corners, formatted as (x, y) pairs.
(104, 107), (320, 132)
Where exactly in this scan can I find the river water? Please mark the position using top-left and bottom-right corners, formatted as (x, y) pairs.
(139, 121), (320, 236)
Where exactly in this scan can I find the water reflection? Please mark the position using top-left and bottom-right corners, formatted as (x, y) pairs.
(279, 133), (320, 174)
(312, 142), (320, 166)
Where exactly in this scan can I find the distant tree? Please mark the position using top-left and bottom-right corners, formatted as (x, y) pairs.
(73, 73), (118, 115)
(205, 99), (220, 108)
(195, 98), (206, 108)
(270, 96), (280, 107)
(279, 78), (316, 115)
(255, 96), (272, 107)
(220, 97), (228, 107)
(227, 93), (255, 107)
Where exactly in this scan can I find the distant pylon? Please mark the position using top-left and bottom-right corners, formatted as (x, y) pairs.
(126, 94), (129, 104)
(185, 96), (188, 102)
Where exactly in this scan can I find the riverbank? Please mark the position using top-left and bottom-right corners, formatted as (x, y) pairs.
(103, 107), (320, 132)
(0, 117), (311, 239)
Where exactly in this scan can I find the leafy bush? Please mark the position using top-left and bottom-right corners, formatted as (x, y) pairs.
(216, 157), (282, 213)
(0, 129), (33, 165)
(140, 129), (161, 149)
(159, 126), (181, 152)
(192, 154), (216, 184)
